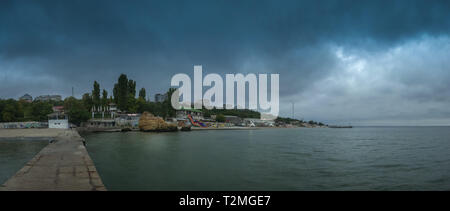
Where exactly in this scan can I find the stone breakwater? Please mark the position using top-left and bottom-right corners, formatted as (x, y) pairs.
(0, 129), (106, 191)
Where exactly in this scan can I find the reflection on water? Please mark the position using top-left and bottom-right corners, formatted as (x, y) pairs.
(84, 127), (450, 191)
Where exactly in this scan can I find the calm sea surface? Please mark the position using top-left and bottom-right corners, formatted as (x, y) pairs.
(82, 127), (450, 191)
(0, 139), (48, 184)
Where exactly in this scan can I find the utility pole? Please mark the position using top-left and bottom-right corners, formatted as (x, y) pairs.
(72, 87), (74, 97)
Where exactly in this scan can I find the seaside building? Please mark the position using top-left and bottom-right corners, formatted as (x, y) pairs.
(176, 108), (204, 120)
(90, 103), (118, 119)
(154, 93), (168, 103)
(243, 118), (275, 127)
(48, 113), (69, 129)
(83, 113), (140, 130)
(84, 119), (116, 128)
(35, 95), (62, 102)
(19, 94), (33, 102)
(115, 113), (141, 128)
(109, 103), (118, 113)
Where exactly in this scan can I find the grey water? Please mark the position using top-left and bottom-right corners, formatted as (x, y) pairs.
(84, 127), (449, 190)
(0, 139), (48, 184)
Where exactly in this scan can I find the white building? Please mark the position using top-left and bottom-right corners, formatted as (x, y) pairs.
(48, 119), (69, 129)
(48, 113), (69, 129)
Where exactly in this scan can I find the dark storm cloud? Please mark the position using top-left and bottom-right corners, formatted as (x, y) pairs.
(1, 0), (450, 124)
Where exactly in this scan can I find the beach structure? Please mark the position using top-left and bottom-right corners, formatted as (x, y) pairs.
(84, 119), (116, 128)
(48, 113), (69, 129)
(48, 105), (69, 129)
(109, 103), (118, 113)
(176, 108), (204, 120)
(243, 118), (275, 127)
(90, 103), (118, 119)
(115, 113), (141, 128)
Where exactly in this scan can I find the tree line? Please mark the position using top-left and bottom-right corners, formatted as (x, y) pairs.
(0, 99), (57, 122)
(0, 74), (175, 125)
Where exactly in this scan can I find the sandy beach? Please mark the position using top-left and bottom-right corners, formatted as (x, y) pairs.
(0, 128), (70, 139)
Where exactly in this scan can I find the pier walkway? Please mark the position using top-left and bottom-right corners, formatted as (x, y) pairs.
(0, 129), (106, 191)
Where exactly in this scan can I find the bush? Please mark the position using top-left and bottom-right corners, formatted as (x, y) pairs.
(216, 114), (225, 122)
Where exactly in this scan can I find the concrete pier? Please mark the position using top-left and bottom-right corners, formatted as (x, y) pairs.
(0, 129), (106, 191)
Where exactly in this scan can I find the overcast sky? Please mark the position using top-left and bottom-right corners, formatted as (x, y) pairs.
(1, 0), (450, 125)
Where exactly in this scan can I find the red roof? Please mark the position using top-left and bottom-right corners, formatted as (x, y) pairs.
(52, 106), (64, 111)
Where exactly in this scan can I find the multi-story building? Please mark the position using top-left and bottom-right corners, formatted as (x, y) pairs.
(19, 94), (33, 102)
(154, 93), (168, 103)
(35, 95), (62, 101)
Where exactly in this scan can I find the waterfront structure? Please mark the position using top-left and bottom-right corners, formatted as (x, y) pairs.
(154, 93), (168, 102)
(48, 113), (69, 129)
(84, 119), (116, 128)
(90, 103), (118, 119)
(108, 103), (118, 118)
(243, 118), (275, 127)
(176, 108), (204, 120)
(35, 95), (62, 101)
(109, 103), (118, 113)
(19, 94), (33, 102)
(115, 113), (141, 128)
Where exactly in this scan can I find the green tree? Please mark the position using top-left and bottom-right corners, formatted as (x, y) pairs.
(128, 80), (136, 97)
(162, 88), (176, 118)
(82, 93), (93, 111)
(216, 114), (226, 122)
(64, 97), (90, 126)
(92, 81), (101, 108)
(2, 104), (17, 122)
(116, 74), (129, 111)
(126, 79), (137, 111)
(127, 95), (137, 113)
(30, 101), (52, 121)
(139, 88), (146, 100)
(113, 84), (119, 104)
(0, 99), (28, 122)
(136, 98), (153, 114)
(102, 89), (108, 108)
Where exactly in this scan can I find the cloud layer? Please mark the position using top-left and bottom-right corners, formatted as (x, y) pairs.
(1, 0), (450, 125)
